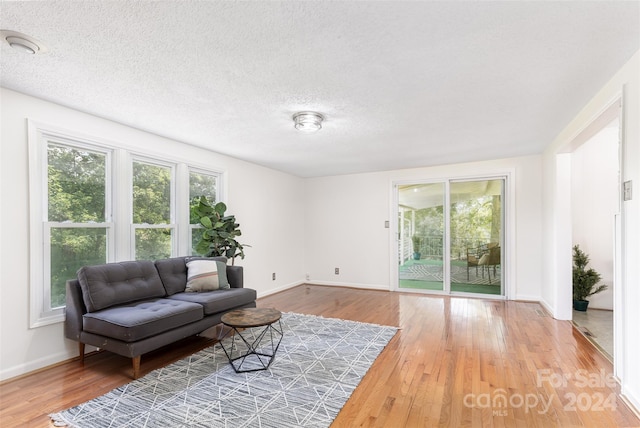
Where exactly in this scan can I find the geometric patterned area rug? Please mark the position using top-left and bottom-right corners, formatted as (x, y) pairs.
(51, 313), (398, 428)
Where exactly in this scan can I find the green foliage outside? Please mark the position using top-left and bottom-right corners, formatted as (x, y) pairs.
(450, 195), (500, 258)
(48, 145), (107, 308)
(132, 162), (171, 261)
(189, 172), (217, 223)
(48, 145), (105, 222)
(134, 228), (172, 261)
(50, 228), (107, 308)
(412, 205), (444, 257)
(132, 162), (170, 224)
(47, 148), (218, 308)
(412, 195), (500, 260)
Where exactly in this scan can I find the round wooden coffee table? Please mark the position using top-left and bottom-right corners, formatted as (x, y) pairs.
(219, 308), (283, 373)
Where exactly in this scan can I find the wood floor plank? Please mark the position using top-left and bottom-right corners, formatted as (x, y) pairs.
(1, 285), (639, 427)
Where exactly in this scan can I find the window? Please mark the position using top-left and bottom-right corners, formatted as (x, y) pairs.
(189, 168), (218, 255)
(46, 143), (112, 309)
(29, 121), (222, 327)
(132, 160), (175, 260)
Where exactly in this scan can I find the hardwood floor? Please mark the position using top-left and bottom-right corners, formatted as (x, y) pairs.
(1, 285), (639, 427)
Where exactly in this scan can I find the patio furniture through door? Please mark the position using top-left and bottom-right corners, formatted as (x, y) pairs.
(396, 178), (504, 296)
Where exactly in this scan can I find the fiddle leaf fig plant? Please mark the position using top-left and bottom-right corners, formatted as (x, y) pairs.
(191, 196), (248, 265)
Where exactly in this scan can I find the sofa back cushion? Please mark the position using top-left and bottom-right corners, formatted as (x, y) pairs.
(77, 261), (166, 312)
(155, 256), (227, 295)
(155, 257), (189, 296)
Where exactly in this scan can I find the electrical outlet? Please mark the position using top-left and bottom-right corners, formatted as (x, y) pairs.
(624, 180), (633, 201)
(335, 267), (339, 275)
(305, 273), (310, 281)
(272, 272), (276, 281)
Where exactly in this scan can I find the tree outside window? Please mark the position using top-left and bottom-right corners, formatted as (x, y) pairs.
(47, 144), (109, 308)
(30, 123), (223, 325)
(132, 161), (173, 261)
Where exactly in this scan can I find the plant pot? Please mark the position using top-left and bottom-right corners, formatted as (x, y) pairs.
(413, 252), (421, 260)
(573, 300), (589, 311)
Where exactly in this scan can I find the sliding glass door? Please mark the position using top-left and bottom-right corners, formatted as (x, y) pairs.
(397, 183), (445, 292)
(396, 177), (504, 297)
(449, 179), (503, 295)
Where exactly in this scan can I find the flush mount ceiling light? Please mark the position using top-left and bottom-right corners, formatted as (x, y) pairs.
(1, 30), (47, 54)
(293, 111), (324, 133)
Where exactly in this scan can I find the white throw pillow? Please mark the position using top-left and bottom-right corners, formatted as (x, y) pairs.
(185, 259), (229, 292)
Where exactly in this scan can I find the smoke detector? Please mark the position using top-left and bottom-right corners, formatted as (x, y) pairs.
(1, 30), (47, 54)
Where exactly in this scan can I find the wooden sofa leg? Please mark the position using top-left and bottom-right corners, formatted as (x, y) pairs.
(132, 356), (141, 379)
(79, 343), (85, 364)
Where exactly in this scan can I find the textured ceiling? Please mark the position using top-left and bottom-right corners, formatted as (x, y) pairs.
(1, 1), (638, 177)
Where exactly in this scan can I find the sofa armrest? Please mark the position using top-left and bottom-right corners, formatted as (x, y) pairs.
(226, 266), (244, 288)
(65, 279), (86, 341)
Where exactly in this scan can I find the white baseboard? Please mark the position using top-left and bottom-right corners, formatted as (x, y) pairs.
(621, 385), (640, 419)
(252, 280), (390, 300)
(514, 294), (541, 302)
(257, 280), (304, 298)
(538, 297), (554, 317)
(305, 280), (390, 291)
(0, 350), (73, 382)
(1, 342), (101, 382)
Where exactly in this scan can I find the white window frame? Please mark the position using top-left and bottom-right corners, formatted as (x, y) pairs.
(29, 121), (225, 327)
(130, 157), (177, 260)
(29, 122), (114, 327)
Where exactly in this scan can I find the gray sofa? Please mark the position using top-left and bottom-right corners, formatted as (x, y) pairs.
(65, 256), (256, 378)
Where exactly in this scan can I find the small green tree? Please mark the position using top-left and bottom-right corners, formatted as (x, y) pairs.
(411, 235), (422, 251)
(572, 245), (607, 301)
(191, 196), (247, 264)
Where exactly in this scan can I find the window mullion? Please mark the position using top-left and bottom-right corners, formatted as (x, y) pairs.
(29, 121), (222, 327)
(114, 148), (131, 261)
(176, 163), (189, 256)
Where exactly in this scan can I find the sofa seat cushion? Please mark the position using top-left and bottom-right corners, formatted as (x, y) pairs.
(168, 288), (257, 315)
(83, 298), (204, 342)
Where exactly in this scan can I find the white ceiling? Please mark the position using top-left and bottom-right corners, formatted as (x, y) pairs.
(1, 1), (638, 178)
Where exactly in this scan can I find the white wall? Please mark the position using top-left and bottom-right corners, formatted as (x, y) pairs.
(0, 88), (306, 380)
(304, 155), (543, 301)
(305, 172), (392, 289)
(542, 51), (640, 411)
(571, 125), (619, 310)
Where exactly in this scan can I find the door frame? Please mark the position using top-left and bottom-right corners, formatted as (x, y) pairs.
(557, 94), (623, 375)
(390, 173), (514, 299)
